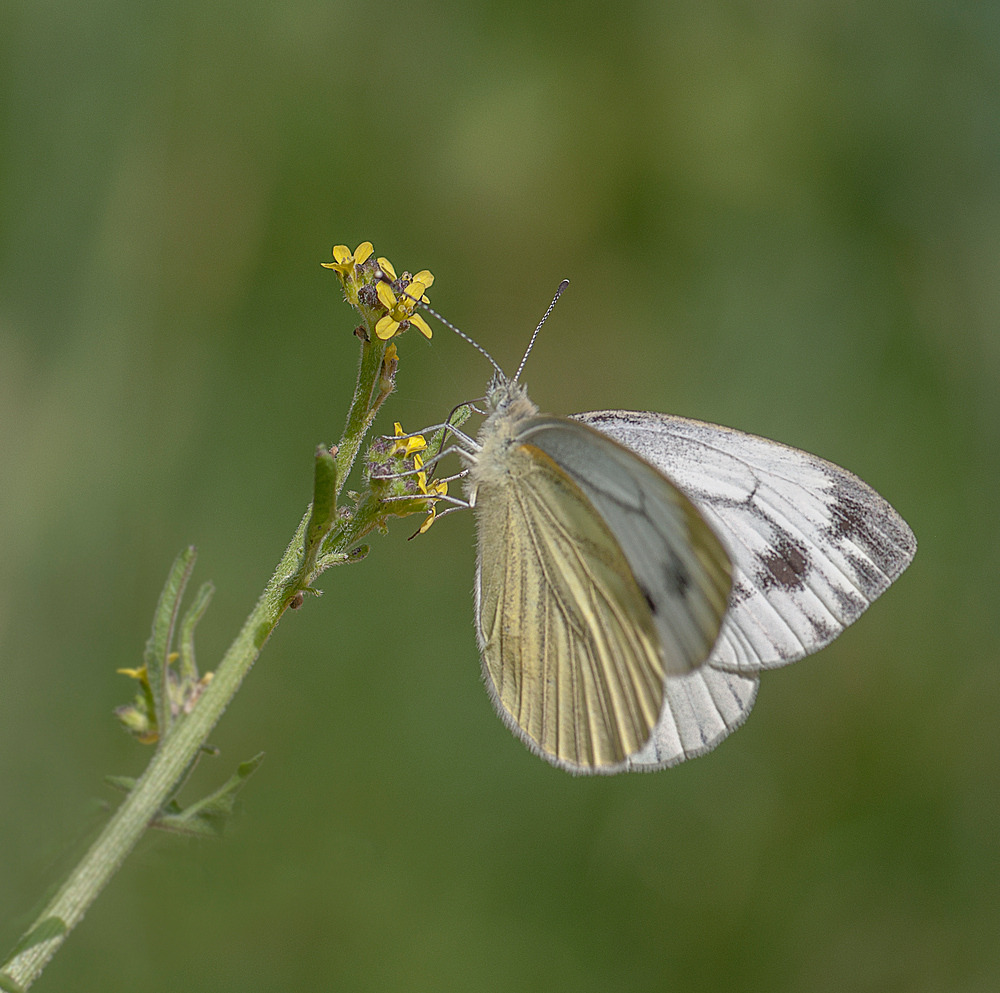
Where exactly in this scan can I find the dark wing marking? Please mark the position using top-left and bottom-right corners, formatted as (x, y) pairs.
(576, 411), (916, 673)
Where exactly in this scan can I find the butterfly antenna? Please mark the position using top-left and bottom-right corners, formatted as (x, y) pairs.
(411, 297), (505, 379)
(512, 279), (569, 384)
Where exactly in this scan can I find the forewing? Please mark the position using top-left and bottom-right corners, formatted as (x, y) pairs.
(474, 444), (666, 773)
(576, 410), (916, 673)
(520, 417), (732, 677)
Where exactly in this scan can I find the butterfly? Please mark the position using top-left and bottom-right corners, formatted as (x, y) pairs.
(406, 285), (915, 774)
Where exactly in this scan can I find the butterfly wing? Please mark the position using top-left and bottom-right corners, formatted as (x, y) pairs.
(473, 441), (669, 773)
(575, 410), (917, 675)
(626, 666), (759, 771)
(520, 417), (732, 677)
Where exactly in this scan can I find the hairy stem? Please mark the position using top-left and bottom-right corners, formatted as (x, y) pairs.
(2, 330), (395, 990)
(334, 335), (387, 500)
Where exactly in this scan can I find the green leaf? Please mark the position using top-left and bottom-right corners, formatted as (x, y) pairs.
(144, 547), (197, 739)
(152, 753), (265, 838)
(308, 445), (339, 543)
(178, 581), (215, 680)
(288, 446), (341, 598)
(104, 775), (137, 794)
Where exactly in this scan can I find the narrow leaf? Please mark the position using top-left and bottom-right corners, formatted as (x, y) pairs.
(104, 775), (137, 794)
(178, 581), (215, 680)
(144, 547), (197, 739)
(308, 446), (339, 542)
(152, 753), (265, 838)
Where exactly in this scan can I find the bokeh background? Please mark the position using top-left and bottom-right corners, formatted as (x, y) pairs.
(1, 1), (997, 990)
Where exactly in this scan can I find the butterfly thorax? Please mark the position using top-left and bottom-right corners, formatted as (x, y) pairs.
(466, 379), (540, 493)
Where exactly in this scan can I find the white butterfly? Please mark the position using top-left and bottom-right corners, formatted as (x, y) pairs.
(572, 409), (915, 772)
(401, 285), (915, 774)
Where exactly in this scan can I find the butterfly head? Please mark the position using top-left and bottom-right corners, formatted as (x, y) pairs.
(484, 375), (536, 420)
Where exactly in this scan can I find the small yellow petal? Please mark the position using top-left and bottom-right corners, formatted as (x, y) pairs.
(377, 257), (398, 281)
(417, 471), (427, 492)
(418, 508), (437, 533)
(375, 317), (399, 339)
(414, 452), (424, 470)
(410, 313), (433, 338)
(332, 245), (352, 263)
(376, 282), (396, 309)
(320, 261), (337, 269)
(403, 279), (427, 302)
(354, 242), (374, 264)
(392, 423), (408, 454)
(405, 435), (427, 456)
(116, 666), (147, 680)
(413, 270), (434, 289)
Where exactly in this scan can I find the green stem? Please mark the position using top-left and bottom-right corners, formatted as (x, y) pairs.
(334, 335), (386, 501)
(2, 334), (397, 991)
(0, 513), (309, 990)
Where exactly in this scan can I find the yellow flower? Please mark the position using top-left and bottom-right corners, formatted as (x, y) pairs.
(418, 479), (448, 533)
(376, 258), (433, 304)
(374, 270), (435, 339)
(414, 451), (427, 493)
(392, 422), (427, 457)
(321, 242), (374, 278)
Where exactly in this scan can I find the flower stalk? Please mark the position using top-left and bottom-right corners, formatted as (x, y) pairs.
(0, 241), (448, 991)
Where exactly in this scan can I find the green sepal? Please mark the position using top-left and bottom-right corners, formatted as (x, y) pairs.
(0, 972), (26, 993)
(113, 699), (154, 741)
(151, 753), (265, 838)
(144, 547), (197, 739)
(315, 544), (368, 572)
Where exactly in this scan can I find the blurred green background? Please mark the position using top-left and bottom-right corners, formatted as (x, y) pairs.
(1, 1), (997, 990)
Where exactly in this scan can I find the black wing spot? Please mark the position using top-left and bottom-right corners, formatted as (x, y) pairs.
(640, 585), (657, 614)
(758, 535), (809, 591)
(663, 551), (690, 597)
(638, 555), (689, 614)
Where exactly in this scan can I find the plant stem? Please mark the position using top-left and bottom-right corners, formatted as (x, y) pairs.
(1, 332), (393, 991)
(334, 335), (387, 500)
(0, 513), (309, 990)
